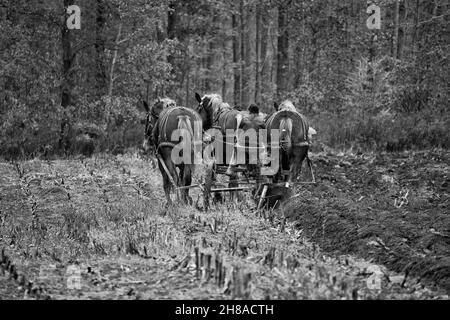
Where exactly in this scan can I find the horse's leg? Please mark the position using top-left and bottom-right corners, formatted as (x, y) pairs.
(306, 150), (315, 182)
(281, 150), (290, 184)
(160, 150), (181, 203)
(225, 147), (237, 176)
(291, 147), (308, 182)
(157, 159), (173, 205)
(178, 164), (185, 203)
(229, 172), (239, 203)
(182, 164), (194, 205)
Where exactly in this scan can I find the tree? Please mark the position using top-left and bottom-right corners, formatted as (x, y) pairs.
(276, 3), (289, 99)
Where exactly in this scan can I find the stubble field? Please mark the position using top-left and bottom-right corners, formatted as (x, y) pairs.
(0, 149), (449, 299)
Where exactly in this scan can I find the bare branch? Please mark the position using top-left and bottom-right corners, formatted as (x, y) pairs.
(418, 13), (450, 26)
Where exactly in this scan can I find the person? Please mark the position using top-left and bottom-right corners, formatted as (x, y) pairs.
(248, 104), (260, 116)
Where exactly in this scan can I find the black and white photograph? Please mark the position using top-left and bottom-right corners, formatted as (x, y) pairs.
(0, 0), (449, 309)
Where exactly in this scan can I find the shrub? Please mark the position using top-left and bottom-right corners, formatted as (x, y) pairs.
(0, 95), (146, 159)
(0, 101), (63, 160)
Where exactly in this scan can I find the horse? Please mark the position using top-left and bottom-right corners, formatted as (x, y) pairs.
(142, 97), (176, 153)
(195, 93), (266, 168)
(194, 93), (267, 201)
(266, 100), (312, 184)
(142, 98), (202, 205)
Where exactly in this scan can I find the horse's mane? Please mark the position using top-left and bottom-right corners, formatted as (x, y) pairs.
(202, 94), (234, 125)
(202, 94), (225, 111)
(159, 97), (176, 109)
(279, 100), (297, 112)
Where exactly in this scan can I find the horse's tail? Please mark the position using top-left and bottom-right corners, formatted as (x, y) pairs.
(279, 117), (293, 149)
(226, 113), (244, 173)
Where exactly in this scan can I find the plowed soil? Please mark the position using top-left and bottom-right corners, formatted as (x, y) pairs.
(0, 150), (448, 299)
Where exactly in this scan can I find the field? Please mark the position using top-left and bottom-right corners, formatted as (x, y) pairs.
(0, 149), (449, 300)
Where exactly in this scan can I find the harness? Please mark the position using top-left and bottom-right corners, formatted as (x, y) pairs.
(145, 102), (170, 137)
(154, 107), (203, 153)
(200, 99), (267, 155)
(213, 105), (234, 129)
(151, 108), (160, 120)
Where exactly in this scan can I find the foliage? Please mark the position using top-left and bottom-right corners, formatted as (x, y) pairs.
(0, 0), (448, 158)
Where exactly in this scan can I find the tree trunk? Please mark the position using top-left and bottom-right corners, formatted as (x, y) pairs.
(185, 65), (190, 107)
(59, 0), (75, 152)
(61, 3), (74, 108)
(255, 3), (261, 104)
(95, 0), (107, 97)
(244, 3), (256, 107)
(276, 4), (289, 99)
(259, 8), (270, 109)
(166, 0), (177, 94)
(368, 31), (378, 86)
(232, 12), (241, 107)
(397, 0), (407, 60)
(167, 1), (177, 40)
(270, 8), (277, 104)
(221, 17), (230, 101)
(239, 0), (245, 108)
(206, 40), (214, 92)
(393, 0), (400, 59)
(414, 0), (420, 45)
(413, 0), (421, 84)
(108, 24), (122, 98)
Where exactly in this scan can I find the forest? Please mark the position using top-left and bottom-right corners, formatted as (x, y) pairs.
(1, 1), (450, 300)
(0, 0), (449, 158)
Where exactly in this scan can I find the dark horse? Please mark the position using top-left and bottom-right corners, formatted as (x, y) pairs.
(195, 93), (266, 201)
(266, 100), (312, 184)
(195, 93), (266, 169)
(142, 98), (201, 205)
(142, 97), (176, 152)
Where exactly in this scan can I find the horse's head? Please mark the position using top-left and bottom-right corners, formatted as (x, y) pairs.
(142, 98), (174, 152)
(274, 100), (297, 113)
(195, 92), (215, 131)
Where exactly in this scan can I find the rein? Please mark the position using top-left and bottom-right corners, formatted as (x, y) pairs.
(151, 109), (160, 120)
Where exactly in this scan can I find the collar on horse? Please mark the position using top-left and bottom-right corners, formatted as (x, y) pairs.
(212, 104), (240, 135)
(151, 109), (160, 120)
(157, 107), (181, 142)
(213, 104), (230, 126)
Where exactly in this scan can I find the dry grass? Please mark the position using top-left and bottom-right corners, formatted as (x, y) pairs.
(0, 151), (448, 299)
